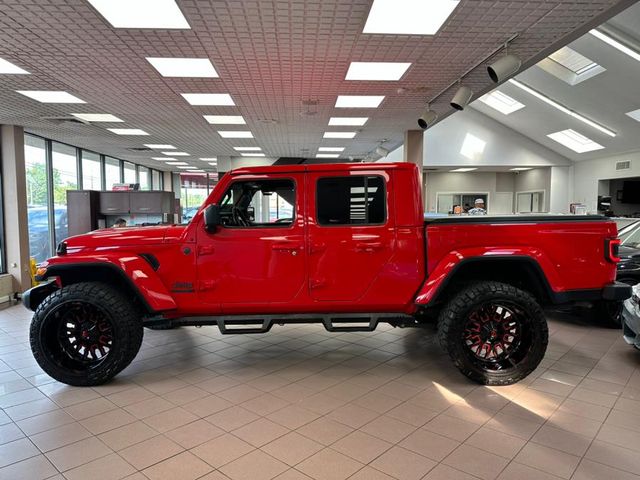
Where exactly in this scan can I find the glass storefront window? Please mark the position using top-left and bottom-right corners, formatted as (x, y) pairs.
(51, 142), (77, 244)
(180, 173), (208, 222)
(105, 157), (121, 189)
(24, 135), (51, 263)
(82, 151), (102, 190)
(139, 166), (150, 190)
(152, 170), (160, 190)
(123, 162), (136, 184)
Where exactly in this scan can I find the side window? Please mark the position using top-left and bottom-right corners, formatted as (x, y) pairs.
(219, 179), (295, 228)
(316, 176), (385, 226)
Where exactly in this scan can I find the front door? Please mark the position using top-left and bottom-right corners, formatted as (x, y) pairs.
(196, 174), (306, 309)
(306, 171), (395, 302)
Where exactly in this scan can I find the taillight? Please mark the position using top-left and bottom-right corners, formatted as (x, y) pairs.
(606, 238), (621, 263)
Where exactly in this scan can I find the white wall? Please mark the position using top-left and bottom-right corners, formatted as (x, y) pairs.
(514, 168), (551, 212)
(549, 166), (573, 214)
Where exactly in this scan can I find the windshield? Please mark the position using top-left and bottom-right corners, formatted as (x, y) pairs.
(621, 222), (640, 249)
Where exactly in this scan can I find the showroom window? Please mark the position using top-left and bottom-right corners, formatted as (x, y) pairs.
(316, 176), (385, 225)
(24, 135), (52, 263)
(180, 173), (209, 222)
(152, 169), (161, 190)
(82, 151), (102, 190)
(51, 142), (77, 244)
(219, 179), (295, 227)
(123, 161), (136, 184)
(138, 166), (150, 190)
(105, 157), (121, 189)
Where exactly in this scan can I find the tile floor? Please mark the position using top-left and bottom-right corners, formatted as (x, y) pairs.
(1, 303), (640, 480)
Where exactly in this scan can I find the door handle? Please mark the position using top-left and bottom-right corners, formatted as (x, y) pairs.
(355, 242), (383, 252)
(309, 242), (326, 254)
(198, 245), (215, 256)
(272, 243), (303, 253)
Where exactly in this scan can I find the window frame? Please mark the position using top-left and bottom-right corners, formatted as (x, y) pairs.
(315, 174), (387, 227)
(217, 177), (297, 230)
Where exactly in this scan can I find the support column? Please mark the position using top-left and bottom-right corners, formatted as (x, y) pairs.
(403, 130), (425, 211)
(1, 125), (31, 293)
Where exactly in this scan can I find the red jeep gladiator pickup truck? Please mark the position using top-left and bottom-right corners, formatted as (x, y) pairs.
(24, 162), (630, 387)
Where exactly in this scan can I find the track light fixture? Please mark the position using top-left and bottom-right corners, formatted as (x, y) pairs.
(418, 107), (438, 130)
(450, 86), (473, 111)
(487, 53), (521, 83)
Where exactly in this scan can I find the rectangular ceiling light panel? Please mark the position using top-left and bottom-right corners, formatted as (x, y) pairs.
(147, 58), (217, 77)
(626, 109), (640, 122)
(363, 0), (459, 35)
(107, 128), (149, 135)
(204, 115), (246, 124)
(318, 147), (345, 152)
(233, 147), (261, 151)
(218, 131), (253, 138)
(181, 93), (235, 106)
(71, 113), (124, 122)
(145, 144), (175, 149)
(323, 132), (357, 139)
(17, 90), (85, 103)
(329, 117), (368, 126)
(335, 95), (384, 108)
(450, 168), (477, 172)
(0, 58), (29, 74)
(240, 153), (265, 157)
(87, 0), (190, 29)
(345, 62), (411, 81)
(547, 129), (604, 153)
(316, 154), (340, 158)
(165, 151), (189, 156)
(478, 91), (525, 115)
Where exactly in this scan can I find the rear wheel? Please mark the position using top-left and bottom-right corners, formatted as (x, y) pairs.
(594, 300), (623, 329)
(29, 282), (143, 386)
(437, 281), (548, 386)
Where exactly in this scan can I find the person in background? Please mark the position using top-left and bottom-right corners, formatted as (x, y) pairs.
(114, 218), (127, 228)
(452, 204), (462, 215)
(468, 198), (487, 215)
(463, 203), (471, 213)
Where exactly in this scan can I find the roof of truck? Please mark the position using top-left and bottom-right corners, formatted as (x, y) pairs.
(229, 162), (418, 176)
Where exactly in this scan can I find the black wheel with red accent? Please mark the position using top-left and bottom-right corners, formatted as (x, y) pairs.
(30, 282), (143, 386)
(437, 281), (548, 386)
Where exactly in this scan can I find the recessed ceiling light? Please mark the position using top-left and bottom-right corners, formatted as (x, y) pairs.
(510, 167), (533, 171)
(181, 93), (234, 106)
(450, 168), (477, 172)
(146, 58), (217, 78)
(86, 0), (190, 29)
(316, 154), (340, 158)
(0, 58), (29, 74)
(590, 29), (640, 63)
(204, 115), (246, 124)
(323, 132), (357, 139)
(165, 151), (189, 156)
(478, 91), (525, 115)
(145, 144), (175, 149)
(177, 166), (195, 169)
(363, 0), (459, 35)
(71, 113), (124, 122)
(107, 128), (149, 135)
(152, 157), (174, 161)
(166, 161), (188, 165)
(625, 109), (640, 122)
(318, 147), (345, 152)
(199, 157), (217, 161)
(345, 62), (411, 81)
(460, 133), (486, 161)
(218, 131), (253, 138)
(208, 162), (218, 166)
(17, 90), (85, 104)
(508, 79), (616, 137)
(329, 117), (368, 126)
(240, 153), (266, 157)
(547, 129), (604, 153)
(233, 147), (261, 151)
(186, 169), (204, 172)
(335, 95), (384, 108)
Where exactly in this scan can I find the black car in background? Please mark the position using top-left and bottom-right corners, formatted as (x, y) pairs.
(617, 220), (640, 286)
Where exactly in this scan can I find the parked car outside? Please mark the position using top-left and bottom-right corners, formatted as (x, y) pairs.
(28, 206), (68, 263)
(622, 283), (640, 349)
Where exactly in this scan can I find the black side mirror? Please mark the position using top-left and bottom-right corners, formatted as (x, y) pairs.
(204, 204), (221, 232)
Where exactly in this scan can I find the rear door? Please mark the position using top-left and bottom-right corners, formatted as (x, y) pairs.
(306, 171), (395, 301)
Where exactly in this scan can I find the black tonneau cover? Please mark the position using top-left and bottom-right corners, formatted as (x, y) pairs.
(424, 215), (607, 225)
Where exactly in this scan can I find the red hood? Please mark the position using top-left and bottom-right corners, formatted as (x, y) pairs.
(63, 225), (186, 251)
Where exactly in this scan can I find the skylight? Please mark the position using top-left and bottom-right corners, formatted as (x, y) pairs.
(538, 46), (605, 85)
(234, 147), (261, 151)
(316, 154), (340, 158)
(329, 117), (368, 126)
(460, 133), (486, 161)
(218, 131), (253, 138)
(548, 47), (598, 75)
(107, 128), (149, 135)
(478, 91), (525, 115)
(181, 93), (235, 106)
(17, 91), (85, 104)
(318, 147), (345, 152)
(547, 129), (604, 153)
(147, 58), (217, 78)
(204, 115), (246, 125)
(450, 168), (477, 172)
(626, 109), (640, 122)
(345, 62), (411, 81)
(71, 113), (124, 122)
(335, 95), (384, 108)
(363, 0), (459, 35)
(324, 132), (357, 139)
(145, 144), (175, 149)
(87, 0), (190, 29)
(0, 58), (29, 74)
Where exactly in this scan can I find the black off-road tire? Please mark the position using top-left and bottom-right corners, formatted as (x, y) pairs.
(594, 300), (623, 329)
(437, 281), (548, 386)
(30, 282), (143, 386)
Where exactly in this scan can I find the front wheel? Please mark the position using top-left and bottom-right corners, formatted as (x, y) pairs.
(437, 281), (548, 386)
(29, 282), (143, 386)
